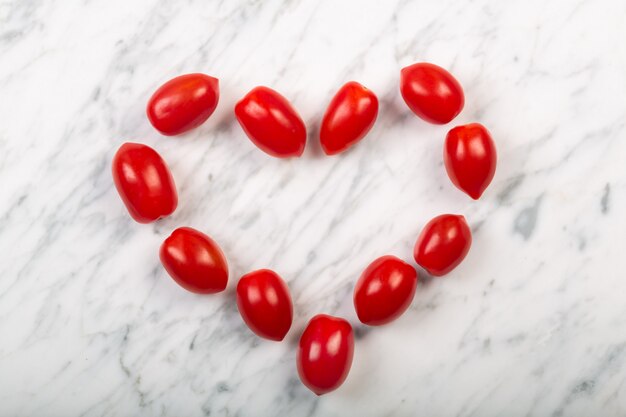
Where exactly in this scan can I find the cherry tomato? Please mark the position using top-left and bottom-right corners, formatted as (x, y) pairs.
(400, 62), (464, 124)
(353, 255), (418, 326)
(235, 86), (306, 158)
(236, 269), (293, 341)
(147, 73), (219, 136)
(444, 123), (497, 200)
(414, 214), (472, 276)
(297, 314), (354, 396)
(320, 81), (378, 155)
(159, 227), (228, 294)
(112, 142), (177, 223)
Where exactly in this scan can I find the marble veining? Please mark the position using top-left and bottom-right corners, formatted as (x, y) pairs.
(1, 0), (626, 415)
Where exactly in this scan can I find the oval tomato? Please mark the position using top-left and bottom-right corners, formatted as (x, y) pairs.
(320, 81), (378, 155)
(236, 269), (293, 341)
(297, 314), (354, 395)
(112, 142), (177, 223)
(159, 227), (228, 294)
(354, 255), (418, 326)
(234, 86), (306, 158)
(400, 62), (464, 124)
(147, 73), (219, 136)
(414, 214), (472, 276)
(444, 123), (497, 200)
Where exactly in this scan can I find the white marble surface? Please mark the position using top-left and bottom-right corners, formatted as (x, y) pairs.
(1, 0), (626, 415)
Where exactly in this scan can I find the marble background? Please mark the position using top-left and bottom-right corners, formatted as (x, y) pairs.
(1, 0), (625, 415)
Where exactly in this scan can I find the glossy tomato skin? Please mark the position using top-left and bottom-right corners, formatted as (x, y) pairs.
(320, 81), (378, 155)
(236, 269), (293, 341)
(234, 86), (306, 158)
(147, 73), (219, 136)
(112, 142), (177, 223)
(159, 227), (228, 294)
(297, 314), (354, 396)
(444, 123), (497, 200)
(400, 63), (464, 124)
(414, 214), (472, 276)
(354, 255), (418, 326)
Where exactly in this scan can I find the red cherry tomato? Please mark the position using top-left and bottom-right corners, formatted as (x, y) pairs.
(320, 81), (378, 155)
(236, 269), (293, 341)
(400, 62), (464, 124)
(147, 73), (219, 136)
(353, 255), (418, 326)
(414, 214), (472, 276)
(444, 123), (497, 200)
(159, 227), (228, 294)
(112, 142), (177, 223)
(234, 86), (306, 158)
(297, 314), (354, 396)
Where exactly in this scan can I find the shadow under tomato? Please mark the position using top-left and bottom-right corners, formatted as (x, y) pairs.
(302, 121), (325, 159)
(286, 321), (305, 348)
